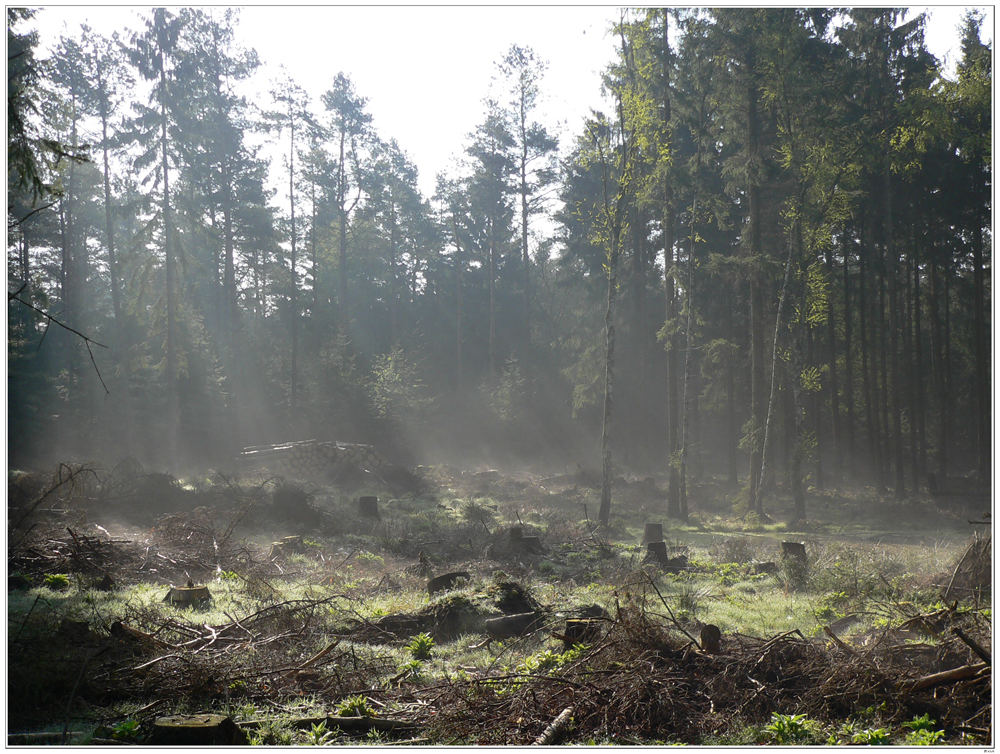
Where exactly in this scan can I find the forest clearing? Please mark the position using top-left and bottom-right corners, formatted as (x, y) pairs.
(6, 458), (992, 745)
(7, 6), (992, 747)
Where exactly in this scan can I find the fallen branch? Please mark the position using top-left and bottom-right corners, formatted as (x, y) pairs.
(901, 662), (988, 693)
(297, 638), (341, 670)
(952, 627), (990, 665)
(533, 707), (573, 745)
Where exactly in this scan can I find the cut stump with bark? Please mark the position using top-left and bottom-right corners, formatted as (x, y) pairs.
(358, 495), (380, 518)
(427, 571), (470, 595)
(781, 541), (807, 563)
(484, 611), (542, 640)
(152, 714), (246, 745)
(162, 584), (211, 606)
(641, 522), (663, 545)
(700, 624), (721, 653)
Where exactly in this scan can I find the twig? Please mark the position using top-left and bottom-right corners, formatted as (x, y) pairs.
(63, 647), (108, 744)
(12, 594), (42, 645)
(297, 638), (341, 670)
(9, 292), (110, 393)
(642, 571), (701, 647)
(533, 707), (573, 745)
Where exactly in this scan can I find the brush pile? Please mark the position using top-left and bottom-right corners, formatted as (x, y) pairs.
(420, 595), (991, 744)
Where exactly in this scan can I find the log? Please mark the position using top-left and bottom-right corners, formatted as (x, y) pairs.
(901, 662), (988, 693)
(533, 707), (573, 745)
(151, 714), (246, 745)
(239, 716), (416, 735)
(427, 571), (470, 595)
(641, 522), (663, 545)
(484, 611), (542, 640)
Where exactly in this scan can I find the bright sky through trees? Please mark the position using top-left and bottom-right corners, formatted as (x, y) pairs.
(33, 5), (990, 199)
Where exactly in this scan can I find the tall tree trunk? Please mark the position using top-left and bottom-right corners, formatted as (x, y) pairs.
(337, 129), (349, 339)
(598, 228), (619, 528)
(660, 9), (682, 513)
(842, 231), (856, 467)
(913, 229), (927, 482)
(885, 172), (904, 498)
(452, 219), (464, 392)
(488, 217), (497, 376)
(971, 224), (988, 483)
(519, 95), (530, 354)
(159, 54), (178, 458)
(287, 119), (298, 410)
(823, 245), (841, 477)
(747, 81), (766, 516)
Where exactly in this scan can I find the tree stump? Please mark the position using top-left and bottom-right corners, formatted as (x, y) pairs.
(750, 561), (778, 575)
(358, 495), (379, 519)
(427, 571), (470, 595)
(268, 535), (305, 559)
(781, 541), (807, 563)
(484, 611), (542, 640)
(641, 522), (663, 545)
(644, 540), (669, 563)
(700, 624), (721, 653)
(152, 714), (245, 745)
(563, 618), (603, 646)
(517, 535), (544, 554)
(163, 584), (211, 606)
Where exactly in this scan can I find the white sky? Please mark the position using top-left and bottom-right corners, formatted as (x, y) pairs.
(31, 5), (993, 201)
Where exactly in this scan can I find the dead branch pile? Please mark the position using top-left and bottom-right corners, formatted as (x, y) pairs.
(420, 598), (992, 745)
(95, 596), (391, 704)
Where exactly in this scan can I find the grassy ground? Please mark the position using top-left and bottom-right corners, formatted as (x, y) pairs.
(6, 462), (990, 744)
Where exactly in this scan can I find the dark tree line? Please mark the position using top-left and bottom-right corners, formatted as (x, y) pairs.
(8, 9), (991, 523)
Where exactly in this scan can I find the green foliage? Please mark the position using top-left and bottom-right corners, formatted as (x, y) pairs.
(902, 714), (946, 744)
(43, 573), (70, 591)
(406, 632), (435, 660)
(216, 570), (239, 581)
(247, 721), (295, 746)
(762, 712), (818, 744)
(368, 347), (434, 424)
(336, 694), (375, 718)
(516, 644), (587, 675)
(306, 721), (334, 746)
(850, 726), (892, 745)
(904, 728), (946, 746)
(111, 719), (141, 741)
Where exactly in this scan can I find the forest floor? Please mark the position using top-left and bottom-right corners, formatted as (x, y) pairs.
(6, 458), (992, 746)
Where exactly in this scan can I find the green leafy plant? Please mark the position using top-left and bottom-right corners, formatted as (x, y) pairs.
(217, 570), (240, 581)
(247, 720), (295, 746)
(762, 712), (816, 744)
(851, 727), (891, 745)
(336, 694), (375, 718)
(902, 714), (945, 745)
(111, 719), (141, 741)
(43, 573), (70, 591)
(406, 632), (434, 660)
(306, 720), (334, 746)
(395, 659), (425, 682)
